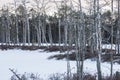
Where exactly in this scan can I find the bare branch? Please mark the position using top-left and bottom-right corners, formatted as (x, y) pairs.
(9, 68), (22, 80)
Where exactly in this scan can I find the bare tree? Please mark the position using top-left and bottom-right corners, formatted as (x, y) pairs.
(110, 0), (114, 78)
(47, 16), (53, 46)
(17, 4), (27, 45)
(117, 0), (120, 54)
(33, 0), (42, 46)
(71, 0), (86, 80)
(14, 0), (19, 45)
(96, 0), (102, 80)
(52, 0), (64, 48)
(21, 0), (30, 45)
(1, 5), (11, 45)
(33, 0), (50, 46)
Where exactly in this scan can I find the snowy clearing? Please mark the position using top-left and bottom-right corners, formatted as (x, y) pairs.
(0, 49), (120, 80)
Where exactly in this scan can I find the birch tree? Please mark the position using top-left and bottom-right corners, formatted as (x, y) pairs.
(75, 0), (86, 80)
(117, 0), (120, 54)
(53, 0), (62, 47)
(21, 0), (30, 45)
(33, 0), (50, 46)
(29, 8), (37, 45)
(110, 0), (114, 78)
(47, 16), (53, 46)
(95, 0), (102, 79)
(62, 1), (71, 79)
(1, 9), (6, 44)
(14, 0), (19, 45)
(1, 6), (11, 45)
(33, 0), (42, 46)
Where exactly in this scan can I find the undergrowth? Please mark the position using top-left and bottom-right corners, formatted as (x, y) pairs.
(10, 71), (120, 80)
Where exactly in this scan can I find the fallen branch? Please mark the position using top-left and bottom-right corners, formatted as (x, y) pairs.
(9, 68), (22, 80)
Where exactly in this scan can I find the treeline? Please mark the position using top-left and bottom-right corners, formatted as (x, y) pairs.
(0, 0), (119, 46)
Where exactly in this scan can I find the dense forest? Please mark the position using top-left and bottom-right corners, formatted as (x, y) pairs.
(0, 0), (119, 45)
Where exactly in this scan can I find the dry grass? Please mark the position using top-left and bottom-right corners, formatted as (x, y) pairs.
(10, 72), (120, 80)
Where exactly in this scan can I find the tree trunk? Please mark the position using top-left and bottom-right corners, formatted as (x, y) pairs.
(96, 0), (102, 80)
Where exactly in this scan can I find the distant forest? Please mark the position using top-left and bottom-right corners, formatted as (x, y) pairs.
(0, 0), (119, 46)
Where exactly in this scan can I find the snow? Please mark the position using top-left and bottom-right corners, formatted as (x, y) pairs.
(102, 44), (116, 50)
(0, 49), (75, 80)
(0, 49), (120, 80)
(83, 60), (120, 76)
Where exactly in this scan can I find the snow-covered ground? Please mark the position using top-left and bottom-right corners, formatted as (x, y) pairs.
(0, 49), (120, 80)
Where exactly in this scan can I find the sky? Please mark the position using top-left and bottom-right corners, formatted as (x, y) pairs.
(0, 0), (117, 15)
(0, 0), (114, 7)
(0, 0), (88, 15)
(0, 0), (13, 6)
